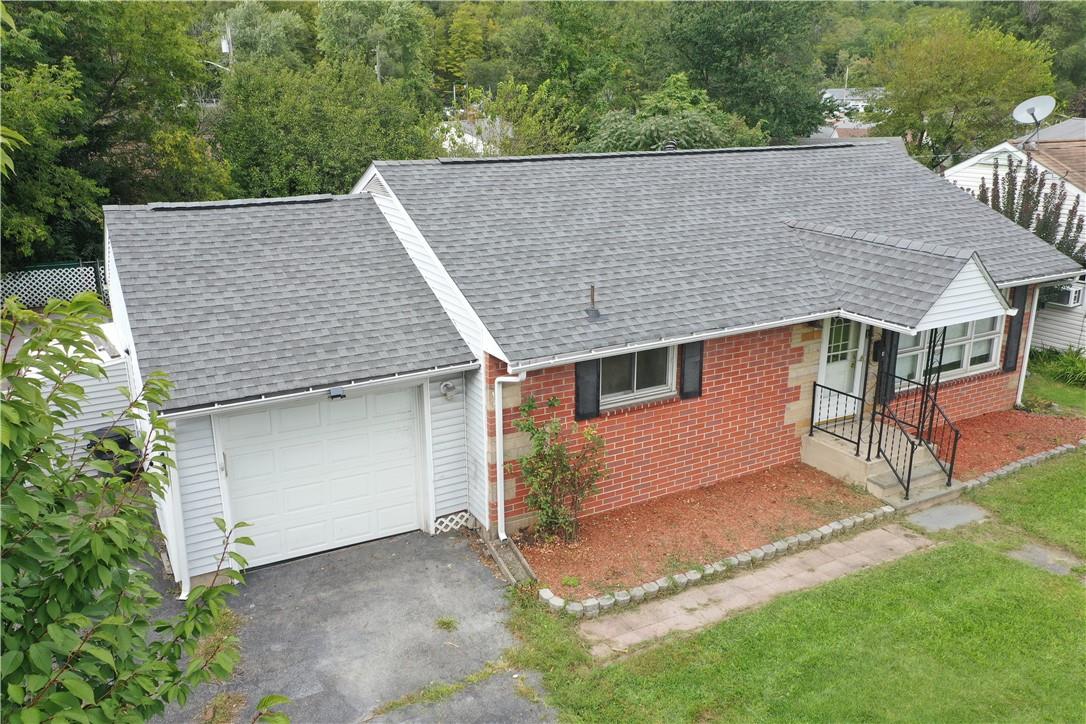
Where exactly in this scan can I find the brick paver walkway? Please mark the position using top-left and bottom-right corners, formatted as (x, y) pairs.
(580, 524), (933, 658)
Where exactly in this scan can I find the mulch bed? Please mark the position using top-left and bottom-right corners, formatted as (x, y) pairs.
(517, 462), (877, 599)
(952, 410), (1086, 479)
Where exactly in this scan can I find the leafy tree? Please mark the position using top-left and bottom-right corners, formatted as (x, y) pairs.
(976, 156), (1085, 263)
(316, 0), (434, 89)
(0, 59), (105, 268)
(214, 60), (438, 197)
(582, 73), (767, 152)
(447, 79), (579, 157)
(217, 0), (313, 70)
(668, 1), (829, 141)
(867, 13), (1054, 169)
(131, 129), (237, 204)
(443, 2), (487, 84)
(2, 1), (230, 262)
(0, 294), (286, 722)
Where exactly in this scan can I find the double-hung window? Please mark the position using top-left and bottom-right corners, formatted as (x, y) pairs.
(600, 346), (676, 408)
(896, 316), (1003, 381)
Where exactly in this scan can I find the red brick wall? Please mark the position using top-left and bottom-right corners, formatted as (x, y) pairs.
(489, 325), (810, 526)
(486, 289), (1033, 528)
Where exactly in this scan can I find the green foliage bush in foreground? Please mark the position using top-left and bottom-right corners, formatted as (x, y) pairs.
(513, 396), (606, 542)
(1030, 347), (1086, 388)
(0, 293), (287, 723)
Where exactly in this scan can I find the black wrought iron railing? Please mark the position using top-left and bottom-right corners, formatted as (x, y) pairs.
(885, 375), (961, 487)
(873, 403), (920, 498)
(810, 382), (865, 455)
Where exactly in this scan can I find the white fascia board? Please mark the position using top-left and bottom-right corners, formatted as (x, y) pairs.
(996, 270), (1085, 288)
(505, 308), (920, 374)
(160, 362), (479, 420)
(350, 164), (380, 195)
(362, 168), (507, 361)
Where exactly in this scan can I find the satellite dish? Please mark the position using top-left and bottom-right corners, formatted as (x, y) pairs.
(1012, 95), (1055, 125)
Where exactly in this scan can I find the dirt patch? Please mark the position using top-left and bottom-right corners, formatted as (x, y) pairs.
(953, 410), (1086, 479)
(518, 462), (877, 598)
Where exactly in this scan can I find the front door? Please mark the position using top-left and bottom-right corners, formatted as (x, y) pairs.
(816, 318), (867, 422)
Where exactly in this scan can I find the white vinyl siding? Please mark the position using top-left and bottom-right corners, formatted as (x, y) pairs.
(464, 368), (488, 526)
(429, 374), (469, 517)
(1033, 302), (1086, 350)
(944, 144), (1086, 231)
(56, 358), (131, 454)
(367, 174), (504, 357)
(174, 415), (226, 577)
(917, 258), (1008, 330)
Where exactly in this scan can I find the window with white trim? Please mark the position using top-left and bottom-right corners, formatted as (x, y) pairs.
(600, 346), (676, 408)
(896, 316), (1003, 381)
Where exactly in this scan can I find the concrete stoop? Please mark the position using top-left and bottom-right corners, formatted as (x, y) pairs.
(803, 429), (959, 511)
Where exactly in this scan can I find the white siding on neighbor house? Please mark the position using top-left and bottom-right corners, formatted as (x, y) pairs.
(917, 258), (1009, 330)
(429, 374), (469, 517)
(56, 358), (131, 453)
(173, 415), (225, 577)
(366, 172), (504, 358)
(944, 144), (1086, 230)
(464, 368), (488, 527)
(1033, 302), (1086, 350)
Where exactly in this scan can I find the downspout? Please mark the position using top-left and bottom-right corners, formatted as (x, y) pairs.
(493, 371), (526, 541)
(1015, 286), (1040, 406)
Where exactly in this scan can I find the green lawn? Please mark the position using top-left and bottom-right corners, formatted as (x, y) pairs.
(1022, 368), (1086, 417)
(968, 448), (1086, 559)
(509, 451), (1086, 722)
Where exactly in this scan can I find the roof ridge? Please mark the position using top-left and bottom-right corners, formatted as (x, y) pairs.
(785, 220), (974, 260)
(103, 194), (372, 213)
(371, 142), (901, 167)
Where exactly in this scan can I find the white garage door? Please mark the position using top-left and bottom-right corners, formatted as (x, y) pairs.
(219, 387), (422, 568)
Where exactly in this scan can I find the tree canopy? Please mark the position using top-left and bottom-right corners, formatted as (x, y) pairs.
(2, 0), (1083, 266)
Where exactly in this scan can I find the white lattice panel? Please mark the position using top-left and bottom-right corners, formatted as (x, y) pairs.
(1, 262), (108, 308)
(433, 510), (475, 533)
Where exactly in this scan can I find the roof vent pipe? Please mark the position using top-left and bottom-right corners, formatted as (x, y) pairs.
(662, 139), (678, 151)
(586, 284), (600, 320)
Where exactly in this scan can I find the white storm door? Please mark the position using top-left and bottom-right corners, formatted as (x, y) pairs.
(817, 318), (867, 422)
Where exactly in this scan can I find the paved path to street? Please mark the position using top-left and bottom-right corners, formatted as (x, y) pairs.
(581, 524), (933, 658)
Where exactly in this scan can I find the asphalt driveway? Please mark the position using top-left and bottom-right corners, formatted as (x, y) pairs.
(158, 531), (552, 723)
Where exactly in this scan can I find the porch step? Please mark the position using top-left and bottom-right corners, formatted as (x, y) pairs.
(876, 478), (967, 513)
(867, 460), (947, 493)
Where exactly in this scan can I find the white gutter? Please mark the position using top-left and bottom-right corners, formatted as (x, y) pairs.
(1016, 286), (1041, 407)
(997, 270), (1085, 288)
(161, 362), (479, 420)
(506, 309), (923, 373)
(493, 371), (526, 541)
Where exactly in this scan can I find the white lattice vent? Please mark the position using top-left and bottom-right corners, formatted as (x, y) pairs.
(433, 511), (475, 533)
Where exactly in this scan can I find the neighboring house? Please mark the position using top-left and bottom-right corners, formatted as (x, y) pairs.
(943, 117), (1086, 350)
(106, 140), (1083, 594)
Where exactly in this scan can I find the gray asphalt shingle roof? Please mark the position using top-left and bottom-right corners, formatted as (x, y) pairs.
(105, 194), (473, 412)
(375, 141), (1082, 365)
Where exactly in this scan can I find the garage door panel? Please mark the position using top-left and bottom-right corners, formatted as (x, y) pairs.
(275, 401), (322, 432)
(373, 389), (414, 416)
(325, 396), (367, 423)
(278, 440), (328, 472)
(230, 448), (277, 482)
(223, 410), (272, 440)
(377, 502), (417, 532)
(222, 390), (423, 568)
(283, 480), (327, 511)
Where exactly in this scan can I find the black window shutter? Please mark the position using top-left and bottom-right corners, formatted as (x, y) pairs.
(1003, 286), (1028, 372)
(679, 342), (704, 399)
(574, 360), (600, 420)
(875, 331), (900, 405)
